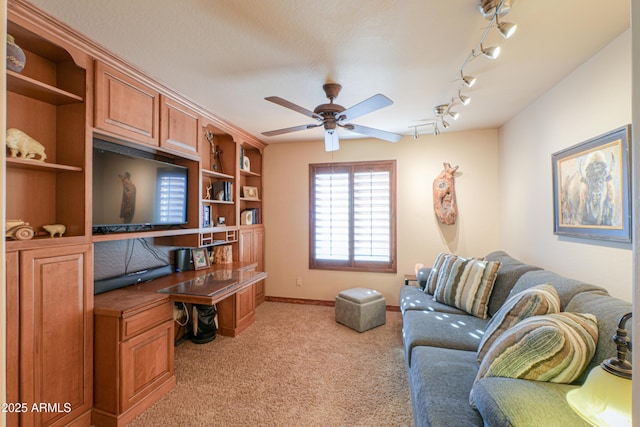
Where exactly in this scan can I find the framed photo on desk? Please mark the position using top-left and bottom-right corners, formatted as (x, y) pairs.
(192, 248), (210, 270)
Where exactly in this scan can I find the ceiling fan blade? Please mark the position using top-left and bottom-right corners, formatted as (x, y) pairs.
(265, 96), (323, 120)
(261, 123), (321, 137)
(343, 123), (402, 143)
(324, 129), (340, 152)
(338, 94), (393, 122)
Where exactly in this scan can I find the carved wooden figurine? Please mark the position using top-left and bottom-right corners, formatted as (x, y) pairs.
(43, 224), (66, 237)
(433, 163), (459, 225)
(6, 128), (47, 162)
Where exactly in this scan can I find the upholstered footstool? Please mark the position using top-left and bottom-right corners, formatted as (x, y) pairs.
(335, 287), (386, 332)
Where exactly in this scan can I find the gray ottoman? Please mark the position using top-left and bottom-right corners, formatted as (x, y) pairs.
(335, 287), (386, 332)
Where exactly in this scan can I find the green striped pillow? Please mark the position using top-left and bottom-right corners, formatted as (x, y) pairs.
(432, 258), (501, 319)
(476, 283), (561, 364)
(476, 312), (598, 384)
(424, 253), (459, 295)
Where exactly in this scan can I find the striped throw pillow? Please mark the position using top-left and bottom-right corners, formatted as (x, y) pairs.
(476, 283), (561, 364)
(424, 253), (458, 295)
(433, 258), (501, 319)
(476, 312), (598, 384)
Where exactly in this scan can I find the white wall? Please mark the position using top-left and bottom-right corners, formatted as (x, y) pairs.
(263, 129), (500, 306)
(498, 30), (632, 301)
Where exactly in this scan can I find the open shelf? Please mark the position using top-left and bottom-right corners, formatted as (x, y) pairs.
(7, 70), (84, 105)
(92, 228), (199, 243)
(202, 168), (234, 180)
(7, 157), (83, 172)
(240, 168), (261, 178)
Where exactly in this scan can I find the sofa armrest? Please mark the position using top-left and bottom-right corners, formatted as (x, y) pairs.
(472, 377), (590, 427)
(415, 267), (431, 289)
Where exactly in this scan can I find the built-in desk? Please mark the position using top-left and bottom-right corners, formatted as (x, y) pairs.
(92, 262), (267, 426)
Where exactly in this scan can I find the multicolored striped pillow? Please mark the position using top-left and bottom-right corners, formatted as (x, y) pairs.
(424, 253), (460, 295)
(476, 283), (561, 364)
(475, 312), (598, 384)
(432, 257), (501, 319)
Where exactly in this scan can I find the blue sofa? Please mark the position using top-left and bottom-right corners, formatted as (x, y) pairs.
(400, 251), (632, 426)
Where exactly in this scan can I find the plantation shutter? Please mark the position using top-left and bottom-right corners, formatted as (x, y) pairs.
(309, 160), (396, 273)
(313, 169), (350, 261)
(354, 170), (391, 262)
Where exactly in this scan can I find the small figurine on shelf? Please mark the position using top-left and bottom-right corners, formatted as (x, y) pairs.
(6, 219), (34, 241)
(43, 224), (66, 237)
(6, 128), (47, 162)
(205, 129), (224, 173)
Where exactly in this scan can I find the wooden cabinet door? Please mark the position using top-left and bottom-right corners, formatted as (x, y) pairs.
(160, 95), (200, 156)
(235, 285), (256, 328)
(239, 228), (254, 264)
(95, 61), (159, 146)
(19, 244), (93, 427)
(120, 320), (174, 413)
(253, 227), (265, 305)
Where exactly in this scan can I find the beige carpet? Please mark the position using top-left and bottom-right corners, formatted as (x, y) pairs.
(129, 301), (413, 426)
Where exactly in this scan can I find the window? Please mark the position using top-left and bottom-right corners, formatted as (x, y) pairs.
(309, 160), (396, 272)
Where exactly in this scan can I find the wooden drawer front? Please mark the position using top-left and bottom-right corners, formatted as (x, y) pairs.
(95, 61), (159, 146)
(160, 95), (200, 156)
(120, 320), (174, 413)
(121, 302), (172, 341)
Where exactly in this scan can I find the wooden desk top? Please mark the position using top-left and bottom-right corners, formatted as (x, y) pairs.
(95, 262), (267, 311)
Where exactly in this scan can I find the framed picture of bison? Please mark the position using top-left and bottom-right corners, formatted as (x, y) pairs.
(552, 125), (631, 242)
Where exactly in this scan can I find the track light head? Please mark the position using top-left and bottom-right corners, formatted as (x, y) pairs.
(497, 20), (517, 39)
(447, 110), (460, 120)
(433, 124), (440, 136)
(458, 91), (471, 106)
(442, 120), (450, 129)
(413, 126), (419, 139)
(460, 70), (476, 87)
(434, 104), (449, 117)
(480, 43), (501, 59)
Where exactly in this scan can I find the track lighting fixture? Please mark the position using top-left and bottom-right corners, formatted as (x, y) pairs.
(413, 0), (516, 137)
(433, 104), (448, 117)
(413, 126), (419, 139)
(460, 70), (477, 88)
(496, 16), (517, 39)
(479, 43), (501, 59)
(458, 90), (471, 106)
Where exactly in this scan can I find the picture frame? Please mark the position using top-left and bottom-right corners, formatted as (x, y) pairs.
(243, 186), (259, 199)
(192, 248), (210, 270)
(551, 125), (631, 242)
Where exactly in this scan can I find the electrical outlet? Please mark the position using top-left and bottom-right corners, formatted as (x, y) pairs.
(295, 277), (303, 287)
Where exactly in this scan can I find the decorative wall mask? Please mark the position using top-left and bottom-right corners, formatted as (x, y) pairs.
(433, 163), (459, 225)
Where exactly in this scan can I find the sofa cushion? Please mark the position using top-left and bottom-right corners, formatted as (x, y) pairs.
(433, 258), (501, 319)
(510, 269), (606, 309)
(484, 251), (542, 317)
(402, 309), (488, 366)
(409, 346), (483, 427)
(472, 377), (590, 426)
(400, 285), (468, 315)
(476, 283), (561, 364)
(565, 291), (632, 384)
(475, 312), (598, 385)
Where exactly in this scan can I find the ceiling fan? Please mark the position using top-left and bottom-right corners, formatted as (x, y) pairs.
(262, 83), (403, 152)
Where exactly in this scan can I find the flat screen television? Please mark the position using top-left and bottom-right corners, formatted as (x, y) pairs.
(92, 139), (188, 230)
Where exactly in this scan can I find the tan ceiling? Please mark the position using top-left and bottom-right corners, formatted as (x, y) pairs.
(28, 0), (630, 144)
